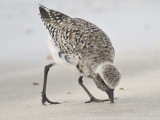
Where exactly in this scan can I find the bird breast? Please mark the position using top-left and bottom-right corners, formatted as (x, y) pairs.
(47, 36), (84, 76)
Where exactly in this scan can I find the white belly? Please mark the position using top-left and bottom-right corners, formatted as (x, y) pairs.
(47, 37), (83, 76)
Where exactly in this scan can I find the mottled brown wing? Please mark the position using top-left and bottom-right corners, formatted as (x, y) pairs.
(39, 5), (115, 62)
(73, 18), (115, 61)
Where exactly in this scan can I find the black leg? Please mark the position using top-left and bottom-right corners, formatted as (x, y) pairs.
(41, 63), (60, 105)
(78, 76), (109, 103)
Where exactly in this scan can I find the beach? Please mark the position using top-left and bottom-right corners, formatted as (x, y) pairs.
(0, 0), (160, 119)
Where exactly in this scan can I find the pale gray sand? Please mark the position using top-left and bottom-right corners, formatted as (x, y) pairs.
(0, 68), (160, 120)
(0, 51), (160, 120)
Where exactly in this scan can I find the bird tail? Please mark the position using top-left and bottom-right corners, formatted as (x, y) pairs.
(39, 4), (50, 20)
(39, 4), (70, 24)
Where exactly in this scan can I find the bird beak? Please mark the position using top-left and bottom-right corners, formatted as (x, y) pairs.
(106, 89), (114, 103)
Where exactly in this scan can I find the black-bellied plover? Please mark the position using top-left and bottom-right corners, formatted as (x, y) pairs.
(39, 5), (121, 105)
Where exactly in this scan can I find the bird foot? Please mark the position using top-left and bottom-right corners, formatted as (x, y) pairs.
(85, 97), (109, 103)
(42, 92), (60, 105)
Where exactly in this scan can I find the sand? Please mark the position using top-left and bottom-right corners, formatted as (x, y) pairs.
(0, 0), (160, 119)
(1, 49), (160, 120)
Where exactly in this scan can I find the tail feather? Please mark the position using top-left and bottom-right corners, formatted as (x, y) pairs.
(39, 5), (71, 38)
(39, 4), (50, 19)
(39, 5), (70, 24)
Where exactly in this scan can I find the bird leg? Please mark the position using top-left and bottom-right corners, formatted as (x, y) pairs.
(41, 63), (60, 105)
(78, 76), (109, 103)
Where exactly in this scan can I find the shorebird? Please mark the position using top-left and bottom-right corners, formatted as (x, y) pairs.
(39, 5), (121, 105)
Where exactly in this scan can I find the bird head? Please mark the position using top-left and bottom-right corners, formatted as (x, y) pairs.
(95, 62), (121, 103)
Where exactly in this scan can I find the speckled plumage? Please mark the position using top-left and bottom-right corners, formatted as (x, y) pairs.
(40, 5), (115, 76)
(39, 5), (120, 103)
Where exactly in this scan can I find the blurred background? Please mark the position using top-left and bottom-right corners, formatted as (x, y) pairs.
(1, 0), (160, 119)
(0, 0), (160, 76)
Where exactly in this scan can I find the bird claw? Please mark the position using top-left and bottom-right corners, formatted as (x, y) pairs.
(85, 97), (109, 103)
(42, 92), (60, 105)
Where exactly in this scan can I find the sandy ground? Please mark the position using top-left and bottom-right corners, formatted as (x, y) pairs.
(1, 56), (160, 120)
(0, 0), (160, 120)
